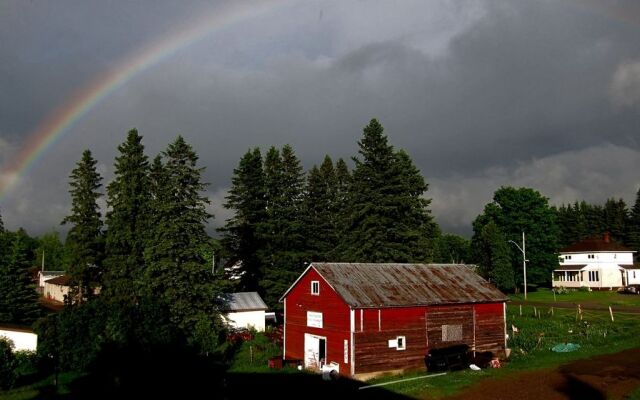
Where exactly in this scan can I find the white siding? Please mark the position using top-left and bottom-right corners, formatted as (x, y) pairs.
(627, 269), (640, 285)
(44, 282), (68, 302)
(226, 310), (266, 331)
(0, 330), (37, 352)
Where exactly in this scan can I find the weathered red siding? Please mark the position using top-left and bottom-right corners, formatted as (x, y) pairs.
(283, 267), (506, 377)
(284, 267), (352, 375)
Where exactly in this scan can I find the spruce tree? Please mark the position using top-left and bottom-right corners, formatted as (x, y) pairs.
(258, 145), (307, 307)
(304, 156), (338, 261)
(337, 119), (438, 262)
(0, 229), (40, 324)
(220, 148), (266, 291)
(62, 150), (103, 304)
(603, 198), (628, 243)
(144, 136), (221, 347)
(628, 188), (640, 260)
(103, 129), (150, 304)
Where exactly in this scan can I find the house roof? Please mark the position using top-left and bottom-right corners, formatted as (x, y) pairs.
(284, 263), (508, 308)
(224, 292), (268, 312)
(555, 265), (587, 271)
(44, 275), (71, 286)
(560, 235), (634, 253)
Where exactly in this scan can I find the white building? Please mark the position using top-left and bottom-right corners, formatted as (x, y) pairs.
(224, 292), (268, 332)
(0, 327), (38, 352)
(553, 233), (639, 290)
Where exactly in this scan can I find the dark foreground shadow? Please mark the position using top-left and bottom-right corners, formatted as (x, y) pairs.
(31, 347), (414, 400)
(556, 374), (605, 400)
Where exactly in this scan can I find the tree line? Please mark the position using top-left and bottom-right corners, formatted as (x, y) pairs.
(0, 119), (639, 379)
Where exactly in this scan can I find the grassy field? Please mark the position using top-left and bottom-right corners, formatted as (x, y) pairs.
(510, 287), (640, 307)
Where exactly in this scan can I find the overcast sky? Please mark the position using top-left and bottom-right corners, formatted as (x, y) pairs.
(1, 0), (639, 238)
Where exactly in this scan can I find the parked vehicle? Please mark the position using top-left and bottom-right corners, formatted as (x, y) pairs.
(620, 284), (640, 295)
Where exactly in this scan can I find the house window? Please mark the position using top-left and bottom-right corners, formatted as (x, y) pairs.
(588, 254), (595, 259)
(311, 281), (320, 295)
(588, 271), (600, 282)
(442, 324), (463, 342)
(565, 255), (571, 260)
(396, 336), (406, 350)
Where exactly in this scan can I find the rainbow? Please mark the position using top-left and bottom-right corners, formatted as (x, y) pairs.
(0, 0), (289, 201)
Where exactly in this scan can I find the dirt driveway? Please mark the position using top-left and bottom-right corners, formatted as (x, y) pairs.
(443, 348), (640, 400)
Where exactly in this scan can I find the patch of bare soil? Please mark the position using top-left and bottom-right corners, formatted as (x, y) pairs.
(443, 348), (640, 400)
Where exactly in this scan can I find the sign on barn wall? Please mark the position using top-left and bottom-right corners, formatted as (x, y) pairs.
(307, 311), (323, 328)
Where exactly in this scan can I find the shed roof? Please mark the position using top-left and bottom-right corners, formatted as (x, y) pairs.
(45, 275), (71, 286)
(224, 292), (268, 312)
(285, 263), (507, 308)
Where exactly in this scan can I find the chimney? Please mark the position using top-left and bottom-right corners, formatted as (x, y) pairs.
(603, 232), (610, 243)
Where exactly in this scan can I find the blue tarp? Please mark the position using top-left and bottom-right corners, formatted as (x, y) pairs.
(551, 343), (581, 352)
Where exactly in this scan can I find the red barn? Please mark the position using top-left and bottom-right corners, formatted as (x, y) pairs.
(281, 263), (508, 378)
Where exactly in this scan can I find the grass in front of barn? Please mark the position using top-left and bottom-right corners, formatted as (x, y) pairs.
(510, 287), (640, 308)
(366, 305), (640, 399)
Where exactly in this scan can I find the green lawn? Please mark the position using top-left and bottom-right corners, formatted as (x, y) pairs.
(510, 288), (640, 307)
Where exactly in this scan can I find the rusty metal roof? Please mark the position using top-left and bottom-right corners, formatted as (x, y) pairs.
(309, 263), (508, 308)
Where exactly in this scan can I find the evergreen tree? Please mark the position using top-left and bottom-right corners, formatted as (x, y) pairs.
(627, 188), (640, 260)
(304, 156), (339, 261)
(603, 198), (628, 243)
(471, 186), (559, 289)
(258, 145), (307, 307)
(62, 150), (103, 304)
(220, 148), (266, 291)
(0, 229), (40, 324)
(144, 136), (222, 348)
(474, 221), (514, 291)
(337, 119), (438, 262)
(103, 129), (150, 304)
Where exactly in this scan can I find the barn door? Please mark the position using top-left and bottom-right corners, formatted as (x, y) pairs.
(304, 334), (326, 369)
(425, 307), (474, 349)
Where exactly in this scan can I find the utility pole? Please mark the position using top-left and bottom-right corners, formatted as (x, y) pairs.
(509, 232), (528, 300)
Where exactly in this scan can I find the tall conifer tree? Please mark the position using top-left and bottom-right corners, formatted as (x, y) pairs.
(337, 119), (437, 262)
(220, 148), (266, 291)
(304, 156), (339, 261)
(628, 188), (640, 261)
(0, 229), (40, 324)
(258, 145), (307, 307)
(62, 150), (103, 304)
(104, 129), (150, 304)
(144, 136), (221, 346)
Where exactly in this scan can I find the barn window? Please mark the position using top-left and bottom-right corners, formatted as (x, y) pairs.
(442, 324), (462, 342)
(396, 336), (406, 350)
(311, 281), (320, 295)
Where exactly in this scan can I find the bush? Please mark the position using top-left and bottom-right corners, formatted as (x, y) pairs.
(0, 337), (16, 389)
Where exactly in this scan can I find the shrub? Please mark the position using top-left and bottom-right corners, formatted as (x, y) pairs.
(0, 337), (16, 389)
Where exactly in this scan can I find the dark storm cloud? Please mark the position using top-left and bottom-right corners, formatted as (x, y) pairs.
(1, 0), (639, 236)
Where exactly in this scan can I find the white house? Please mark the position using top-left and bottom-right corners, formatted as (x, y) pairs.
(552, 233), (639, 290)
(224, 292), (268, 332)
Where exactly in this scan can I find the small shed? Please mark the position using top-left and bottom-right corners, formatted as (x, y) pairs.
(43, 274), (71, 303)
(38, 270), (65, 289)
(281, 263), (508, 379)
(224, 292), (269, 332)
